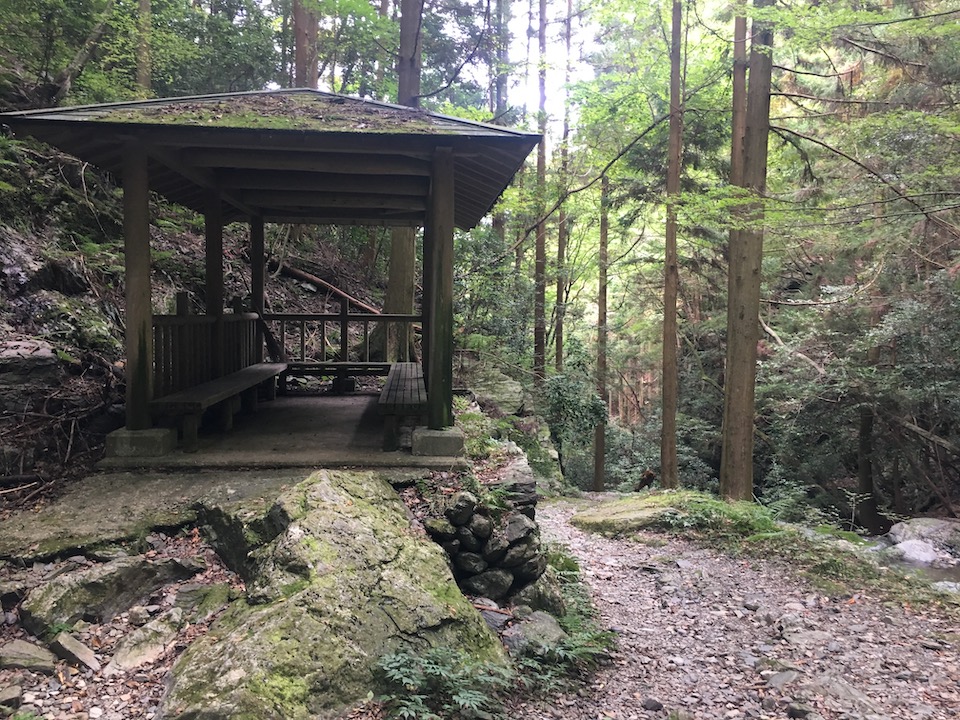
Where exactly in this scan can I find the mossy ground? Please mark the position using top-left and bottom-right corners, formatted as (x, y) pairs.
(569, 490), (960, 616)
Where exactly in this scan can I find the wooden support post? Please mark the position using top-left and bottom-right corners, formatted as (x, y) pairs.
(427, 147), (454, 430)
(251, 216), (265, 313)
(122, 142), (153, 431)
(339, 300), (349, 362)
(421, 222), (433, 384)
(205, 192), (224, 377)
(251, 216), (265, 363)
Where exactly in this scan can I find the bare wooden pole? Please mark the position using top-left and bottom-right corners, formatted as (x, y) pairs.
(205, 192), (224, 377)
(427, 148), (455, 429)
(251, 216), (265, 314)
(122, 142), (153, 431)
(205, 193), (224, 316)
(251, 216), (265, 363)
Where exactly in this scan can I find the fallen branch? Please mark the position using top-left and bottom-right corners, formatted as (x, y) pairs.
(0, 482), (39, 497)
(0, 474), (42, 488)
(759, 317), (826, 375)
(893, 418), (960, 458)
(268, 260), (381, 315)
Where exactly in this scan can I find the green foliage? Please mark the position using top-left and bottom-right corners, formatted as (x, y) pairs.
(377, 647), (513, 720)
(640, 490), (779, 540)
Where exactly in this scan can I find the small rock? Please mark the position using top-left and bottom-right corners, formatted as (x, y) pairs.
(454, 552), (488, 575)
(743, 598), (762, 612)
(89, 706), (104, 719)
(423, 517), (458, 542)
(456, 526), (483, 552)
(49, 632), (101, 673)
(641, 698), (663, 711)
(461, 569), (513, 600)
(0, 639), (57, 674)
(107, 607), (184, 671)
(767, 670), (800, 689)
(481, 532), (509, 565)
(502, 535), (541, 567)
(4, 610), (16, 625)
(445, 492), (478, 526)
(0, 684), (22, 709)
(503, 513), (537, 544)
(501, 610), (568, 656)
(467, 513), (493, 540)
(787, 703), (814, 718)
(128, 605), (151, 626)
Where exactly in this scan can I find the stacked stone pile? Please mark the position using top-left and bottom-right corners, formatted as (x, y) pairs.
(424, 489), (546, 602)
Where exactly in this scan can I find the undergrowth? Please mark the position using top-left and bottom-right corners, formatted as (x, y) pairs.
(376, 547), (615, 719)
(609, 490), (959, 613)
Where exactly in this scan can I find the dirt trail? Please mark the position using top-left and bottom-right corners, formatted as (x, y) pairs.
(514, 499), (960, 720)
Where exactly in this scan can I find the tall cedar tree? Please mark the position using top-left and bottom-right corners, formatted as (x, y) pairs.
(660, 0), (683, 489)
(594, 175), (609, 491)
(719, 0), (774, 500)
(533, 0), (548, 386)
(382, 0), (424, 361)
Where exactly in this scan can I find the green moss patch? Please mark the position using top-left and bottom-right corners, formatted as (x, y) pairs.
(96, 93), (446, 134)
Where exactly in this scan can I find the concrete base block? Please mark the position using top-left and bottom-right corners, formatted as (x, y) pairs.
(412, 427), (465, 457)
(105, 428), (178, 458)
(332, 377), (356, 394)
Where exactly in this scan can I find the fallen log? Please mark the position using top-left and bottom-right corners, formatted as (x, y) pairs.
(268, 260), (381, 315)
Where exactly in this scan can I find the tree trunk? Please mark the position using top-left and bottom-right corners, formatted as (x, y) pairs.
(533, 0), (548, 386)
(293, 0), (318, 88)
(136, 0), (151, 94)
(594, 175), (610, 492)
(719, 0), (774, 501)
(398, 0), (424, 108)
(380, 0), (424, 361)
(50, 0), (116, 105)
(555, 0), (572, 374)
(660, 0), (683, 489)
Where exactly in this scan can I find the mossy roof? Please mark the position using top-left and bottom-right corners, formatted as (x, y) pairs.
(0, 89), (539, 229)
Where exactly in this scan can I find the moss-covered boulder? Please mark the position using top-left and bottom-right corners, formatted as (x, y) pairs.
(569, 499), (666, 535)
(160, 470), (503, 720)
(20, 556), (203, 636)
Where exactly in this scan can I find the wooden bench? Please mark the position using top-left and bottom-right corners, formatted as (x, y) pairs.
(150, 362), (287, 452)
(378, 362), (427, 451)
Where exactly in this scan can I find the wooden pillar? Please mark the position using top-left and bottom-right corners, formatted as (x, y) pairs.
(205, 192), (224, 316)
(122, 143), (153, 431)
(427, 147), (454, 429)
(205, 192), (224, 376)
(250, 216), (265, 363)
(251, 216), (265, 314)
(421, 224), (433, 383)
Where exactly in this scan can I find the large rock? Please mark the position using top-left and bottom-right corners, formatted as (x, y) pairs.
(509, 566), (566, 616)
(881, 539), (943, 565)
(888, 518), (960, 547)
(20, 556), (202, 636)
(50, 632), (101, 673)
(886, 518), (960, 566)
(161, 471), (502, 720)
(108, 608), (184, 672)
(467, 362), (529, 417)
(0, 639), (56, 674)
(501, 611), (568, 656)
(461, 569), (514, 600)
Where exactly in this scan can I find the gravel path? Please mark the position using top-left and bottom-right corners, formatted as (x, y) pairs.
(512, 499), (960, 720)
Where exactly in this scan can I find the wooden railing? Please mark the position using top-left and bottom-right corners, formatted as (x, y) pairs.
(262, 308), (421, 371)
(153, 313), (261, 396)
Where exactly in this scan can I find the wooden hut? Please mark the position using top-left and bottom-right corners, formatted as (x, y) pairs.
(1, 89), (538, 456)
